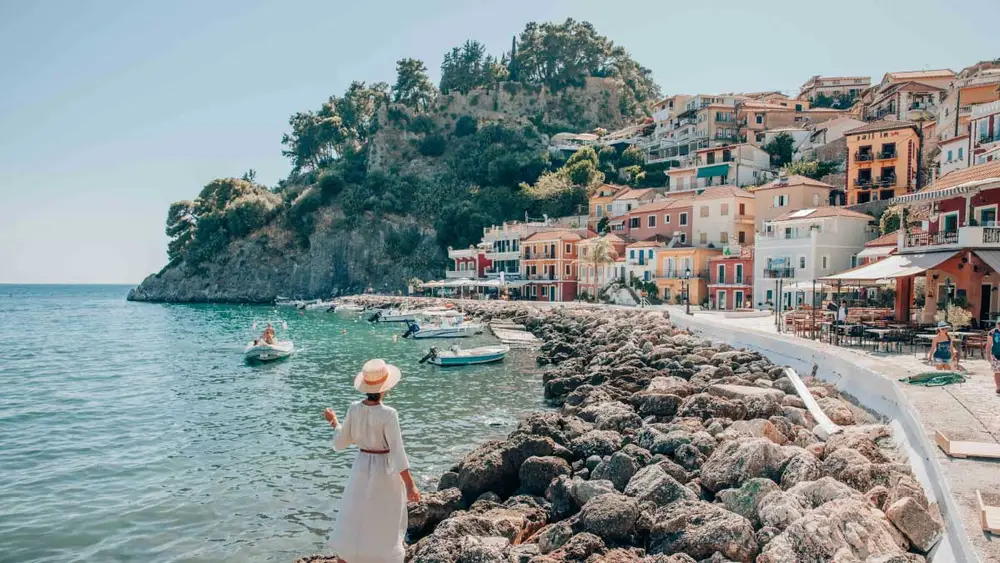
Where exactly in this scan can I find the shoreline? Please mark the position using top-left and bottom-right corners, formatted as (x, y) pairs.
(296, 296), (946, 563)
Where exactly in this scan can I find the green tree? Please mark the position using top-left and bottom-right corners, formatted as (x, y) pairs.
(780, 160), (839, 180)
(440, 40), (494, 94)
(165, 200), (196, 262)
(598, 145), (619, 175)
(586, 235), (619, 288)
(879, 206), (901, 235)
(764, 132), (795, 167)
(562, 146), (604, 188)
(619, 146), (644, 168)
(392, 58), (437, 112)
(454, 115), (478, 137)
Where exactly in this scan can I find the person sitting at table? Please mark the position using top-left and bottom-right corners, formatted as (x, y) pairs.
(927, 322), (960, 371)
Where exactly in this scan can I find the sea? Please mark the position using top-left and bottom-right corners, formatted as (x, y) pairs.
(0, 285), (545, 563)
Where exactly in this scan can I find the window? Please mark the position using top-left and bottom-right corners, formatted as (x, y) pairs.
(664, 214), (671, 224)
(947, 150), (953, 162)
(774, 194), (788, 207)
(717, 264), (726, 283)
(942, 212), (959, 233)
(795, 104), (803, 112)
(565, 243), (571, 254)
(648, 249), (654, 259)
(738, 231), (746, 243)
(596, 204), (604, 218)
(629, 217), (640, 229)
(648, 215), (656, 228)
(700, 206), (709, 217)
(679, 233), (687, 244)
(738, 203), (745, 216)
(581, 247), (588, 257)
(720, 203), (729, 216)
(700, 232), (708, 244)
(822, 256), (828, 269)
(959, 147), (965, 160)
(799, 256), (806, 269)
(851, 254), (858, 268)
(629, 250), (635, 259)
(565, 264), (571, 276)
(679, 213), (688, 226)
(755, 115), (763, 125)
(766, 289), (773, 302)
(720, 232), (729, 243)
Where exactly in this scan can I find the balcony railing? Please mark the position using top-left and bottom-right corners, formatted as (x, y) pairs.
(903, 226), (1000, 250)
(855, 152), (874, 162)
(854, 177), (873, 188)
(446, 270), (474, 279)
(877, 151), (897, 160)
(875, 176), (897, 188)
(905, 231), (958, 248)
(710, 275), (753, 286)
(526, 273), (559, 281)
(762, 267), (796, 279)
(657, 269), (710, 280)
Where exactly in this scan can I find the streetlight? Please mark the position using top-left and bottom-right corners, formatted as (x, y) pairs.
(684, 267), (692, 315)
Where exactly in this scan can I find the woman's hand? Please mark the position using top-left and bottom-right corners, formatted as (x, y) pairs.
(406, 485), (421, 503)
(324, 408), (338, 427)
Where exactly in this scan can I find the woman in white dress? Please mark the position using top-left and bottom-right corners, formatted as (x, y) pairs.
(324, 359), (421, 563)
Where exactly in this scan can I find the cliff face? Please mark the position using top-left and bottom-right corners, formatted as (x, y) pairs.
(128, 211), (444, 303)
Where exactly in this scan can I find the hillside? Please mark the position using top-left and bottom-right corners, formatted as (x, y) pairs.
(128, 19), (660, 302)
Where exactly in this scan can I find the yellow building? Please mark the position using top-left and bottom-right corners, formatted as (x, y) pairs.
(588, 184), (625, 228)
(653, 246), (722, 305)
(845, 120), (921, 204)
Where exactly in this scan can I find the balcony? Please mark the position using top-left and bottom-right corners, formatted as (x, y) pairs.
(854, 152), (875, 162)
(709, 275), (753, 287)
(526, 273), (558, 281)
(762, 267), (796, 279)
(875, 176), (897, 188)
(486, 249), (521, 261)
(854, 177), (873, 188)
(758, 230), (813, 241)
(485, 270), (521, 280)
(877, 151), (897, 160)
(657, 269), (710, 280)
(903, 226), (1000, 251)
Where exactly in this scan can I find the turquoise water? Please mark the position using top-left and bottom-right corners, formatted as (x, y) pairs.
(0, 285), (544, 563)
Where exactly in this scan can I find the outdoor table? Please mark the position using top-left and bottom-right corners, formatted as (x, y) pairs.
(865, 328), (895, 352)
(888, 324), (909, 329)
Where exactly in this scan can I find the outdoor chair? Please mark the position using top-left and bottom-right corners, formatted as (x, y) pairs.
(963, 334), (987, 359)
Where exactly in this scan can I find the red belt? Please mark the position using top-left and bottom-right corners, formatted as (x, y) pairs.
(361, 449), (390, 454)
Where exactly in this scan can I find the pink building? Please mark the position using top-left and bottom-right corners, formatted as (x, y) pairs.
(624, 199), (693, 244)
(447, 245), (489, 279)
(707, 247), (754, 310)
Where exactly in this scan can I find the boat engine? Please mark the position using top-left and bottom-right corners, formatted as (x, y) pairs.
(367, 310), (382, 323)
(401, 321), (420, 339)
(418, 347), (438, 364)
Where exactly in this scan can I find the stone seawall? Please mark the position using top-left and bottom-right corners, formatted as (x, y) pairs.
(296, 298), (946, 563)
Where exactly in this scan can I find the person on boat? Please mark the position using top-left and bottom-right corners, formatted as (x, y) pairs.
(927, 322), (959, 370)
(324, 359), (419, 563)
(259, 323), (276, 345)
(987, 319), (1000, 394)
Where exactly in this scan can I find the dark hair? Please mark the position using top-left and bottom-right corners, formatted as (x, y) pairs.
(366, 392), (382, 402)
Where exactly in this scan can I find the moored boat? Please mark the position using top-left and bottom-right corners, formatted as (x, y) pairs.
(303, 300), (336, 311)
(244, 340), (294, 362)
(419, 344), (509, 366)
(368, 308), (417, 323)
(400, 319), (483, 339)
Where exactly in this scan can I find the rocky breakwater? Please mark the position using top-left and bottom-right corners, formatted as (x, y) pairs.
(298, 302), (945, 563)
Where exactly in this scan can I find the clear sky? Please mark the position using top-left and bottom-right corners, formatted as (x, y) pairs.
(1, 0), (998, 284)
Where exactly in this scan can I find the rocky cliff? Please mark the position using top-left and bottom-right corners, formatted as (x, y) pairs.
(128, 210), (443, 303)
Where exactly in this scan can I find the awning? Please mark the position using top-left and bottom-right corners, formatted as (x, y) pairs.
(856, 246), (896, 259)
(697, 163), (731, 178)
(821, 251), (957, 282)
(781, 281), (833, 292)
(974, 250), (1000, 273)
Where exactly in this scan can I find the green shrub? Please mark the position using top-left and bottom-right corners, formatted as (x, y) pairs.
(287, 187), (323, 239)
(317, 170), (345, 201)
(409, 115), (436, 134)
(469, 94), (480, 106)
(419, 134), (447, 157)
(454, 115), (478, 137)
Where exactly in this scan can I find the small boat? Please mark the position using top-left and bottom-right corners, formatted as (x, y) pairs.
(275, 297), (302, 307)
(401, 319), (483, 339)
(335, 303), (365, 312)
(244, 340), (294, 362)
(420, 345), (510, 366)
(419, 308), (466, 321)
(304, 300), (336, 311)
(368, 308), (417, 323)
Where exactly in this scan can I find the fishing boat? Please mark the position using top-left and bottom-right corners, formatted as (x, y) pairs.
(244, 340), (295, 362)
(419, 344), (510, 366)
(401, 319), (483, 339)
(367, 308), (417, 323)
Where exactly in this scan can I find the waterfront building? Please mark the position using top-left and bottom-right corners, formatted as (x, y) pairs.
(844, 120), (922, 204)
(481, 220), (573, 280)
(937, 63), (1000, 142)
(575, 234), (627, 298)
(446, 245), (489, 279)
(521, 230), (589, 301)
(623, 199), (693, 243)
(799, 75), (871, 103)
(971, 100), (1000, 166)
(754, 207), (876, 309)
(624, 240), (664, 283)
(753, 175), (838, 231)
(707, 246), (754, 310)
(666, 145), (773, 191)
(691, 186), (756, 249)
(938, 134), (971, 177)
(653, 246), (721, 305)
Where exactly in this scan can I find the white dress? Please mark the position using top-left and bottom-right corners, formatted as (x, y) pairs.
(329, 402), (410, 563)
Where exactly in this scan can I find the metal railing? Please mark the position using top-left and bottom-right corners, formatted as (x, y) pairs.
(854, 152), (874, 162)
(710, 275), (753, 286)
(762, 267), (796, 279)
(854, 177), (873, 187)
(877, 151), (897, 160)
(657, 269), (710, 279)
(875, 176), (897, 187)
(906, 231), (957, 247)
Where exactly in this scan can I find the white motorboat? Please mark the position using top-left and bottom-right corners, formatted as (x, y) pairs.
(368, 308), (417, 323)
(304, 300), (336, 311)
(401, 319), (484, 339)
(419, 344), (510, 366)
(244, 340), (294, 362)
(419, 308), (465, 321)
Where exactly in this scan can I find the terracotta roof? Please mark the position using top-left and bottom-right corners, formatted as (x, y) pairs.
(844, 120), (919, 135)
(578, 233), (626, 245)
(591, 183), (629, 199)
(627, 240), (666, 249)
(772, 208), (874, 222)
(522, 230), (587, 242)
(629, 198), (693, 214)
(923, 159), (1000, 192)
(694, 186), (754, 200)
(755, 175), (836, 191)
(613, 188), (655, 201)
(864, 227), (925, 247)
(939, 134), (970, 145)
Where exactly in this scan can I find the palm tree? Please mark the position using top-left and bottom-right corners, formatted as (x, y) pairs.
(584, 236), (619, 298)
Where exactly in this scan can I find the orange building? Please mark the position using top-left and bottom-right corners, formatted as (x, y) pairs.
(845, 120), (921, 204)
(588, 184), (625, 228)
(521, 230), (590, 301)
(653, 246), (722, 305)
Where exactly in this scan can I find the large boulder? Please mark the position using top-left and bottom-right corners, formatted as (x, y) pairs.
(577, 494), (640, 542)
(571, 479), (618, 507)
(590, 452), (639, 491)
(457, 441), (517, 499)
(699, 438), (786, 492)
(407, 487), (465, 539)
(506, 434), (573, 469)
(623, 465), (697, 507)
(816, 397), (856, 426)
(571, 430), (623, 459)
(677, 393), (747, 421)
(512, 412), (591, 446)
(646, 376), (696, 397)
(757, 498), (909, 563)
(718, 419), (786, 445)
(715, 478), (781, 528)
(456, 536), (509, 563)
(778, 450), (821, 490)
(548, 532), (605, 561)
(519, 456), (572, 496)
(648, 500), (759, 563)
(885, 497), (944, 553)
(630, 392), (683, 418)
(536, 522), (574, 554)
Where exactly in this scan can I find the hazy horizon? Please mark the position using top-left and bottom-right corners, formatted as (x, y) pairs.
(2, 0), (998, 284)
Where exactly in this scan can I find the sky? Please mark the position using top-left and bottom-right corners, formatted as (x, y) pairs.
(1, 0), (998, 284)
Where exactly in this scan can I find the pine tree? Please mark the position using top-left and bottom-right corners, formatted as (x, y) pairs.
(508, 35), (519, 81)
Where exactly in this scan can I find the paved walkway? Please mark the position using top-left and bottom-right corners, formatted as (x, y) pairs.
(665, 307), (1000, 562)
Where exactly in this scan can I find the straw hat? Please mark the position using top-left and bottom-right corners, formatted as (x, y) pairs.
(936, 321), (950, 330)
(354, 359), (401, 394)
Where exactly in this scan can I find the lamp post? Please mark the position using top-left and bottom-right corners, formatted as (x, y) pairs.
(684, 267), (692, 315)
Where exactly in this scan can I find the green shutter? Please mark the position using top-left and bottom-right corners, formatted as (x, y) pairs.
(697, 163), (730, 178)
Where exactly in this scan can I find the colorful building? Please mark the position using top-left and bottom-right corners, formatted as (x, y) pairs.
(667, 144), (773, 190)
(624, 199), (693, 243)
(692, 186), (756, 248)
(971, 100), (1000, 165)
(653, 246), (721, 305)
(624, 241), (664, 283)
(799, 75), (871, 103)
(753, 175), (838, 230)
(863, 81), (945, 122)
(446, 245), (489, 279)
(521, 230), (589, 301)
(844, 120), (921, 204)
(589, 184), (626, 228)
(575, 234), (627, 298)
(707, 247), (754, 310)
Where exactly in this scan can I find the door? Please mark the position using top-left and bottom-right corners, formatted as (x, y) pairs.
(717, 264), (726, 284)
(735, 290), (744, 309)
(735, 264), (744, 284)
(717, 291), (727, 311)
(981, 284), (992, 321)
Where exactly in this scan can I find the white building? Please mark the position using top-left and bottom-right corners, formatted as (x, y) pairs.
(753, 208), (876, 308)
(609, 188), (657, 220)
(624, 241), (663, 283)
(937, 134), (970, 177)
(692, 186), (757, 249)
(666, 144), (774, 191)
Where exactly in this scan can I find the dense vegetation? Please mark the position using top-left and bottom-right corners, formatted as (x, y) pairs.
(163, 19), (660, 269)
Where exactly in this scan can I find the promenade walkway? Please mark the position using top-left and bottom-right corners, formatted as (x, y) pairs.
(665, 307), (999, 562)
